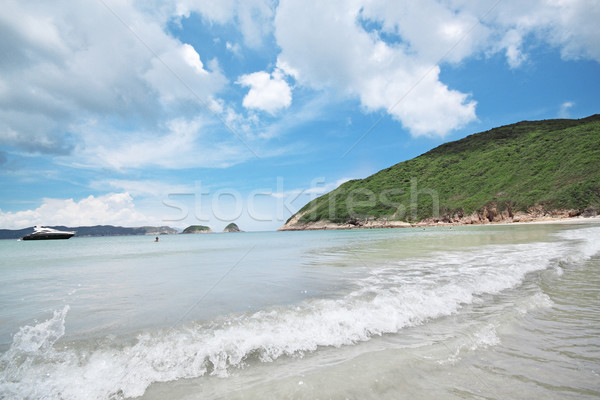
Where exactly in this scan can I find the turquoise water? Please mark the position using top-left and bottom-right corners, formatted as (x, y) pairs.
(1, 224), (599, 399)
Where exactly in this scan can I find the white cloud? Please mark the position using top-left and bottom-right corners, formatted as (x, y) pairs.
(500, 29), (527, 68)
(254, 91), (331, 140)
(1, 0), (598, 161)
(272, 0), (600, 137)
(491, 0), (600, 63)
(144, 43), (226, 104)
(274, 0), (476, 137)
(0, 0), (228, 157)
(237, 69), (292, 114)
(558, 101), (575, 118)
(0, 0), (282, 168)
(173, 0), (236, 23)
(0, 193), (152, 229)
(92, 179), (194, 198)
(225, 41), (242, 56)
(174, 0), (275, 48)
(358, 0), (488, 65)
(71, 116), (254, 170)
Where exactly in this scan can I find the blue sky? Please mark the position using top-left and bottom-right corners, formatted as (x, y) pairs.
(1, 0), (599, 231)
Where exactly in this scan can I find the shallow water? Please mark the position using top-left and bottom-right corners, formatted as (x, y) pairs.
(1, 223), (599, 399)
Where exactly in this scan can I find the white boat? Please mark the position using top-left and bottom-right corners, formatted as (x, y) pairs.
(22, 226), (76, 240)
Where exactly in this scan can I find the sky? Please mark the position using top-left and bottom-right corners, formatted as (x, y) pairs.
(1, 0), (599, 231)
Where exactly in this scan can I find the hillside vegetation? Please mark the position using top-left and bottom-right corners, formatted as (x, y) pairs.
(286, 115), (600, 228)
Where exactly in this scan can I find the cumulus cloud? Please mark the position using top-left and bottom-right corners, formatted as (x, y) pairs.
(558, 101), (575, 118)
(500, 29), (527, 68)
(491, 0), (600, 63)
(144, 43), (226, 104)
(274, 0), (476, 137)
(1, 0), (598, 161)
(174, 0), (275, 48)
(0, 0), (226, 157)
(0, 193), (151, 229)
(237, 69), (292, 114)
(72, 115), (254, 170)
(225, 41), (242, 56)
(271, 0), (600, 137)
(358, 0), (488, 65)
(93, 179), (194, 198)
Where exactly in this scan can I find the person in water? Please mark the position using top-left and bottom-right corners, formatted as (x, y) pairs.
(154, 236), (159, 242)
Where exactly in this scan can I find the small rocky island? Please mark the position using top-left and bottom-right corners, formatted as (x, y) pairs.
(223, 223), (243, 232)
(181, 225), (213, 234)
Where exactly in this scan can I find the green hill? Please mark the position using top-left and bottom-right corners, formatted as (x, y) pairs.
(281, 115), (600, 230)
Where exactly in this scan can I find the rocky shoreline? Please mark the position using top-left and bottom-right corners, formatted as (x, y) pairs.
(279, 206), (600, 231)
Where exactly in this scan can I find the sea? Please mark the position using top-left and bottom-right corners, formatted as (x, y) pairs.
(0, 222), (599, 399)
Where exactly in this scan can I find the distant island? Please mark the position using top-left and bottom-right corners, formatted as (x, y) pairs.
(223, 223), (242, 232)
(181, 225), (213, 234)
(1, 223), (249, 239)
(281, 115), (600, 231)
(0, 225), (178, 240)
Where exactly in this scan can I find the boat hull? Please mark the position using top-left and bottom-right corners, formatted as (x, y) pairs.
(22, 233), (75, 240)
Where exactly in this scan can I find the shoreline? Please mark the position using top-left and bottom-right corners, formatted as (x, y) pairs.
(278, 213), (600, 231)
